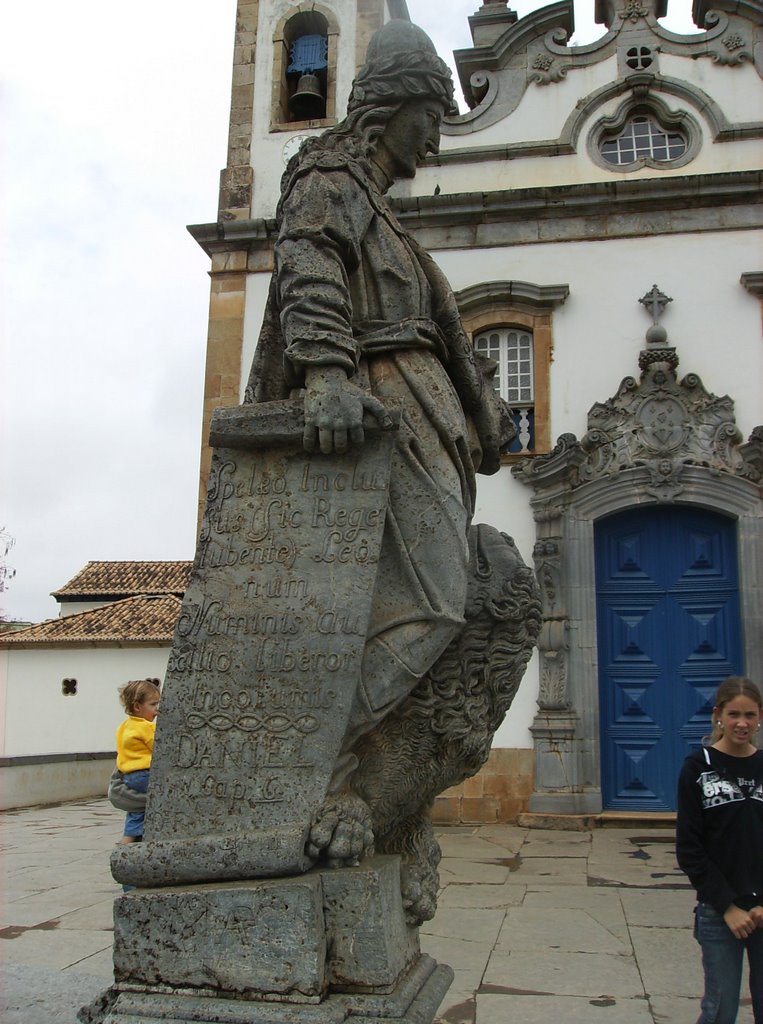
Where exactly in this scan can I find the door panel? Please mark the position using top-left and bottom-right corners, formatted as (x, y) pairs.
(596, 506), (742, 810)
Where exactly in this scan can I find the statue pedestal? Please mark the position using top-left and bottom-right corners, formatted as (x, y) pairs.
(87, 858), (452, 1024)
(90, 403), (453, 1021)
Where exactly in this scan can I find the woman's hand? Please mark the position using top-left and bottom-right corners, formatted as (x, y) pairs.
(749, 905), (763, 930)
(303, 366), (392, 454)
(723, 903), (757, 939)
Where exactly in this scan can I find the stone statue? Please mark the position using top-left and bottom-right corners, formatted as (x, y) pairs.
(101, 23), (539, 1022)
(246, 22), (527, 906)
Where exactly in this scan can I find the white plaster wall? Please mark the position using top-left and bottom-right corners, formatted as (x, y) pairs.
(57, 600), (112, 618)
(659, 53), (763, 126)
(405, 48), (763, 197)
(2, 647), (170, 757)
(439, 56), (620, 153)
(408, 120), (760, 198)
(0, 650), (8, 758)
(436, 229), (763, 440)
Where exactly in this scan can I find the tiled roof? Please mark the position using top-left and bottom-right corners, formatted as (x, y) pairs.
(51, 561), (191, 599)
(0, 595), (181, 646)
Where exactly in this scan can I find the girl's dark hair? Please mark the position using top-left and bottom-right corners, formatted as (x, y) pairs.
(709, 675), (762, 743)
(119, 679), (160, 715)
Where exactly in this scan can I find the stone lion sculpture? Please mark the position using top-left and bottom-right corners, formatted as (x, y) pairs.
(308, 524), (542, 924)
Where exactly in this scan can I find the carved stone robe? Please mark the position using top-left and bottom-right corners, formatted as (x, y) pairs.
(247, 151), (511, 741)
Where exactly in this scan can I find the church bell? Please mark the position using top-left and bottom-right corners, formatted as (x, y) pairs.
(288, 74), (326, 120)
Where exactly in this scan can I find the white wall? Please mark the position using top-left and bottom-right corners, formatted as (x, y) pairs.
(1, 647), (170, 758)
(57, 600), (112, 618)
(437, 229), (763, 440)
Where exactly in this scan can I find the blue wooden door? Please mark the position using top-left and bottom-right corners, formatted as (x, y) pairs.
(595, 506), (742, 811)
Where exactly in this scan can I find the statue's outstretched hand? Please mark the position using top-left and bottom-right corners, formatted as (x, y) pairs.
(303, 366), (392, 454)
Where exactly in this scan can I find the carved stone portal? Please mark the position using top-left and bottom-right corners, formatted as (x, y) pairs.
(514, 290), (763, 814)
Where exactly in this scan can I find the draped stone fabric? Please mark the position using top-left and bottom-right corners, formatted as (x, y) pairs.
(247, 148), (511, 746)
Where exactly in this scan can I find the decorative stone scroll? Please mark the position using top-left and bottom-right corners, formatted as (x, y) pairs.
(112, 401), (399, 889)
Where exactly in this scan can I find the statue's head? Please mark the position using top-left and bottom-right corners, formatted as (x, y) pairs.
(347, 21), (456, 118)
(344, 20), (456, 181)
(278, 21), (455, 200)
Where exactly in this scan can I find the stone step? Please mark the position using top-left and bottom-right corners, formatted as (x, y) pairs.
(517, 810), (676, 831)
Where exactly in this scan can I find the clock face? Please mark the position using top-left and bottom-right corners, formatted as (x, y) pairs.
(282, 134), (311, 165)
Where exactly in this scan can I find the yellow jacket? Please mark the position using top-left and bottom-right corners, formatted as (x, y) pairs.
(116, 716), (155, 773)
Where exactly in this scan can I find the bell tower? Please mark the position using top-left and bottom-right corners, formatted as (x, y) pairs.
(191, 0), (411, 521)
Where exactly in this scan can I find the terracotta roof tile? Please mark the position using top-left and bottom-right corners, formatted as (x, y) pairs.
(52, 561), (191, 599)
(0, 595), (181, 646)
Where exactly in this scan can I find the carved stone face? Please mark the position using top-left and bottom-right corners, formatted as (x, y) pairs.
(374, 97), (446, 181)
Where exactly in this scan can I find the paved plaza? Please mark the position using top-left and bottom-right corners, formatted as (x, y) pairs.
(0, 798), (755, 1023)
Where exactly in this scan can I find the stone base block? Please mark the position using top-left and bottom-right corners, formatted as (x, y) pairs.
(97, 956), (452, 1024)
(111, 857), (420, 1003)
(321, 857), (419, 991)
(113, 874), (326, 1001)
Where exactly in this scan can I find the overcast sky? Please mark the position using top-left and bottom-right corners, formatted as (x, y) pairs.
(1, 0), (697, 623)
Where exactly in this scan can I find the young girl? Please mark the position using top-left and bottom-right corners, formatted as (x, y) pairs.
(676, 676), (763, 1024)
(115, 679), (160, 844)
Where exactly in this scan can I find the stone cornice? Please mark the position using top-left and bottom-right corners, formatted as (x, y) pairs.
(187, 171), (762, 258)
(742, 270), (763, 297)
(693, 0), (763, 28)
(188, 218), (277, 258)
(455, 280), (570, 313)
(392, 170), (763, 249)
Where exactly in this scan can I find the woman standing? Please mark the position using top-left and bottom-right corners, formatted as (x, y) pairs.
(677, 676), (763, 1023)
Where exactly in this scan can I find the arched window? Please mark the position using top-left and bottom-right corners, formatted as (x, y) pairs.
(272, 7), (338, 130)
(456, 282), (569, 459)
(474, 328), (536, 453)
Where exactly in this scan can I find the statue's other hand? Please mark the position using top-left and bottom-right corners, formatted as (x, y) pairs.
(303, 365), (392, 454)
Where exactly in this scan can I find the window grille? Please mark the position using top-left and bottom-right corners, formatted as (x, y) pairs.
(474, 328), (535, 453)
(625, 46), (653, 70)
(600, 115), (686, 165)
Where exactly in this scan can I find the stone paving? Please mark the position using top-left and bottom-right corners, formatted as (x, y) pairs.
(0, 799), (755, 1023)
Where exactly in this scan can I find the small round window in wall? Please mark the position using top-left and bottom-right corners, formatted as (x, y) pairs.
(600, 116), (687, 166)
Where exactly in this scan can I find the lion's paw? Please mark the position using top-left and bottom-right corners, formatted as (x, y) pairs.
(306, 794), (374, 868)
(400, 859), (439, 926)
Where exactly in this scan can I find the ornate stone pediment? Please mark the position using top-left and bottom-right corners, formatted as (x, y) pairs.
(514, 342), (762, 501)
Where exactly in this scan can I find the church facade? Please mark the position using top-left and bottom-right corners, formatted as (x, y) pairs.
(190, 0), (763, 819)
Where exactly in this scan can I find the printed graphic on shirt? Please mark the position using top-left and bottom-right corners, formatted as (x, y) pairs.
(698, 770), (745, 807)
(751, 781), (763, 804)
